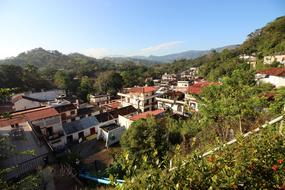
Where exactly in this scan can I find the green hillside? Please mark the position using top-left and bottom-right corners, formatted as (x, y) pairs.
(241, 16), (285, 55)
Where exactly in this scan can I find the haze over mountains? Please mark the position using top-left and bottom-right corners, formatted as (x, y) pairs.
(128, 44), (239, 63)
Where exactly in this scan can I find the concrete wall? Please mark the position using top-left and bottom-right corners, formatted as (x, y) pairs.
(118, 115), (133, 129)
(260, 75), (285, 88)
(14, 99), (41, 111)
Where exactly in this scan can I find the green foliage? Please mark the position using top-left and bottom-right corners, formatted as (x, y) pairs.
(120, 117), (169, 164)
(95, 71), (123, 96)
(78, 76), (94, 101)
(122, 126), (285, 189)
(199, 68), (267, 141)
(241, 16), (285, 55)
(54, 70), (79, 94)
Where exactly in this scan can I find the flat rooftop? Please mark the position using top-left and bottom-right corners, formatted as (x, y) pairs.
(100, 123), (121, 132)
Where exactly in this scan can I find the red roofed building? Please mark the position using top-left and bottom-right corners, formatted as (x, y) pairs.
(187, 81), (218, 95)
(0, 107), (66, 150)
(129, 109), (165, 121)
(118, 109), (165, 129)
(256, 68), (285, 88)
(118, 86), (159, 112)
(185, 81), (219, 111)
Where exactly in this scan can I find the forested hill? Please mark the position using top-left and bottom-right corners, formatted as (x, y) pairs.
(240, 16), (285, 55)
(161, 16), (285, 81)
(0, 48), (117, 70)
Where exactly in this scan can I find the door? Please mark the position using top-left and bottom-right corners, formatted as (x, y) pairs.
(90, 127), (96, 135)
(78, 131), (84, 141)
(67, 135), (73, 143)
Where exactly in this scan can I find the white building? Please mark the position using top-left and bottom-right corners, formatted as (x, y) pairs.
(180, 68), (198, 80)
(118, 86), (158, 112)
(256, 68), (285, 88)
(12, 89), (66, 111)
(118, 109), (165, 129)
(97, 124), (125, 147)
(264, 55), (285, 65)
(0, 107), (66, 151)
(239, 54), (257, 67)
(162, 73), (177, 81)
(63, 116), (100, 144)
(89, 94), (110, 106)
(156, 91), (186, 115)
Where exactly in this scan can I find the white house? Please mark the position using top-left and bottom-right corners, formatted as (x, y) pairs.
(97, 124), (125, 147)
(239, 54), (257, 67)
(12, 96), (46, 111)
(161, 73), (177, 81)
(156, 91), (186, 115)
(118, 86), (158, 112)
(89, 94), (110, 106)
(63, 116), (100, 144)
(256, 68), (285, 88)
(12, 89), (66, 111)
(264, 55), (285, 65)
(118, 109), (165, 129)
(0, 106), (66, 151)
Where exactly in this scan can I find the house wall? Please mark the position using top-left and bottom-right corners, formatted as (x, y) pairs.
(90, 95), (110, 105)
(119, 92), (157, 112)
(118, 115), (133, 129)
(13, 99), (42, 111)
(27, 89), (66, 100)
(260, 75), (285, 88)
(177, 81), (191, 87)
(67, 127), (91, 141)
(106, 126), (126, 147)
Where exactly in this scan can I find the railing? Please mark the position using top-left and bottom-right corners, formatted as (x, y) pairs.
(169, 115), (284, 172)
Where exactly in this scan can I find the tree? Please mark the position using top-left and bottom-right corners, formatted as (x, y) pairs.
(0, 65), (24, 89)
(78, 76), (94, 101)
(95, 71), (123, 96)
(198, 68), (266, 141)
(54, 71), (79, 94)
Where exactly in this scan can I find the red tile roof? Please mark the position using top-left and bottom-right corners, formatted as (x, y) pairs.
(128, 86), (158, 93)
(0, 107), (59, 127)
(129, 109), (165, 121)
(187, 81), (219, 95)
(257, 68), (285, 76)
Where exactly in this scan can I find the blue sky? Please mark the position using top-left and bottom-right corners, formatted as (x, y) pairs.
(0, 0), (284, 59)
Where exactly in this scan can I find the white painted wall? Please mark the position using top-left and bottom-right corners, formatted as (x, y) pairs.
(118, 115), (133, 129)
(259, 75), (285, 88)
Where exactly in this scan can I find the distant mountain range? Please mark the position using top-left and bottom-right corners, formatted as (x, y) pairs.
(105, 45), (239, 63)
(0, 45), (239, 68)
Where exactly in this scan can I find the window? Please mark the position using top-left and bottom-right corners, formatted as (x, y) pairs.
(177, 105), (183, 112)
(46, 127), (53, 136)
(71, 111), (76, 115)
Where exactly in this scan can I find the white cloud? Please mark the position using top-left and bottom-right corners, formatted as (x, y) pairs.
(81, 48), (111, 58)
(134, 41), (184, 56)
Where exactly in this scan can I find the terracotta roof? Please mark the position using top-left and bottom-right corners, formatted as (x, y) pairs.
(257, 68), (285, 76)
(129, 109), (165, 121)
(0, 107), (59, 127)
(103, 101), (121, 109)
(187, 81), (219, 95)
(128, 86), (158, 93)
